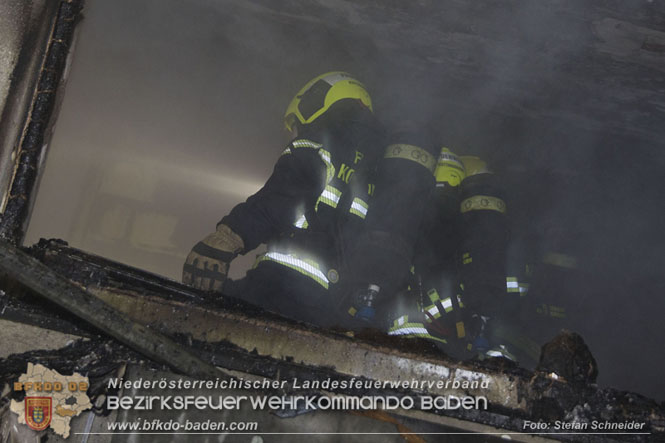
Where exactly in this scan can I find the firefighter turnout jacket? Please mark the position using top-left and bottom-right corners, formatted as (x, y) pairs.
(221, 106), (384, 326)
(386, 148), (511, 357)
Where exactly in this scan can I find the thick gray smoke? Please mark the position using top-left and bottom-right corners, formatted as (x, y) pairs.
(25, 0), (665, 400)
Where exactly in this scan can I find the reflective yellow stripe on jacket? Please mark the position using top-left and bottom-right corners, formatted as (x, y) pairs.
(255, 251), (329, 289)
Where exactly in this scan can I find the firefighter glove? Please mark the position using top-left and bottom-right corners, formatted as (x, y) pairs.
(182, 224), (244, 292)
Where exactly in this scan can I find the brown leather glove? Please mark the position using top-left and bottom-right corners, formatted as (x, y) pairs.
(182, 224), (244, 292)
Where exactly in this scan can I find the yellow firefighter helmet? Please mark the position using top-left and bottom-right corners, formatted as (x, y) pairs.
(434, 147), (466, 187)
(459, 155), (489, 176)
(284, 72), (373, 132)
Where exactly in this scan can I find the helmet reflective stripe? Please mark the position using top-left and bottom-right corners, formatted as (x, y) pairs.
(281, 147), (292, 156)
(350, 197), (369, 218)
(439, 152), (464, 166)
(257, 251), (329, 289)
(284, 71), (373, 132)
(435, 147), (466, 187)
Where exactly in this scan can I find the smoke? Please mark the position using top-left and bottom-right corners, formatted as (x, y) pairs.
(24, 0), (665, 400)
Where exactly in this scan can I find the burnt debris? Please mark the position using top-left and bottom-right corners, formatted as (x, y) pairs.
(0, 239), (662, 441)
(537, 330), (599, 384)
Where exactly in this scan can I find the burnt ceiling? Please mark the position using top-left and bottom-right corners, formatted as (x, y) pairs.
(220, 0), (665, 166)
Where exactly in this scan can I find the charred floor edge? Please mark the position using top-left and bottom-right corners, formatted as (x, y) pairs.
(0, 239), (663, 442)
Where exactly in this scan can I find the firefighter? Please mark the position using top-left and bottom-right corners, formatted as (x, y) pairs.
(341, 130), (439, 329)
(383, 147), (517, 360)
(182, 72), (384, 327)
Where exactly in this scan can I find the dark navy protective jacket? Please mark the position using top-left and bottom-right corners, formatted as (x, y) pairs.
(221, 110), (384, 292)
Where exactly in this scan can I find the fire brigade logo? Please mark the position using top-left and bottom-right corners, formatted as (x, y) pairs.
(25, 397), (52, 431)
(11, 363), (92, 438)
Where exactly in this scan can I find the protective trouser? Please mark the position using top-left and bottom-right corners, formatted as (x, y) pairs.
(223, 260), (338, 328)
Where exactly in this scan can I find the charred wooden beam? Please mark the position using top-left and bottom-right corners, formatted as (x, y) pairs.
(0, 286), (95, 339)
(0, 0), (84, 245)
(0, 240), (224, 379)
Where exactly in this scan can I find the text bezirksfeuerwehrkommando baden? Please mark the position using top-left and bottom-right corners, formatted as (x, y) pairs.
(107, 394), (487, 411)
